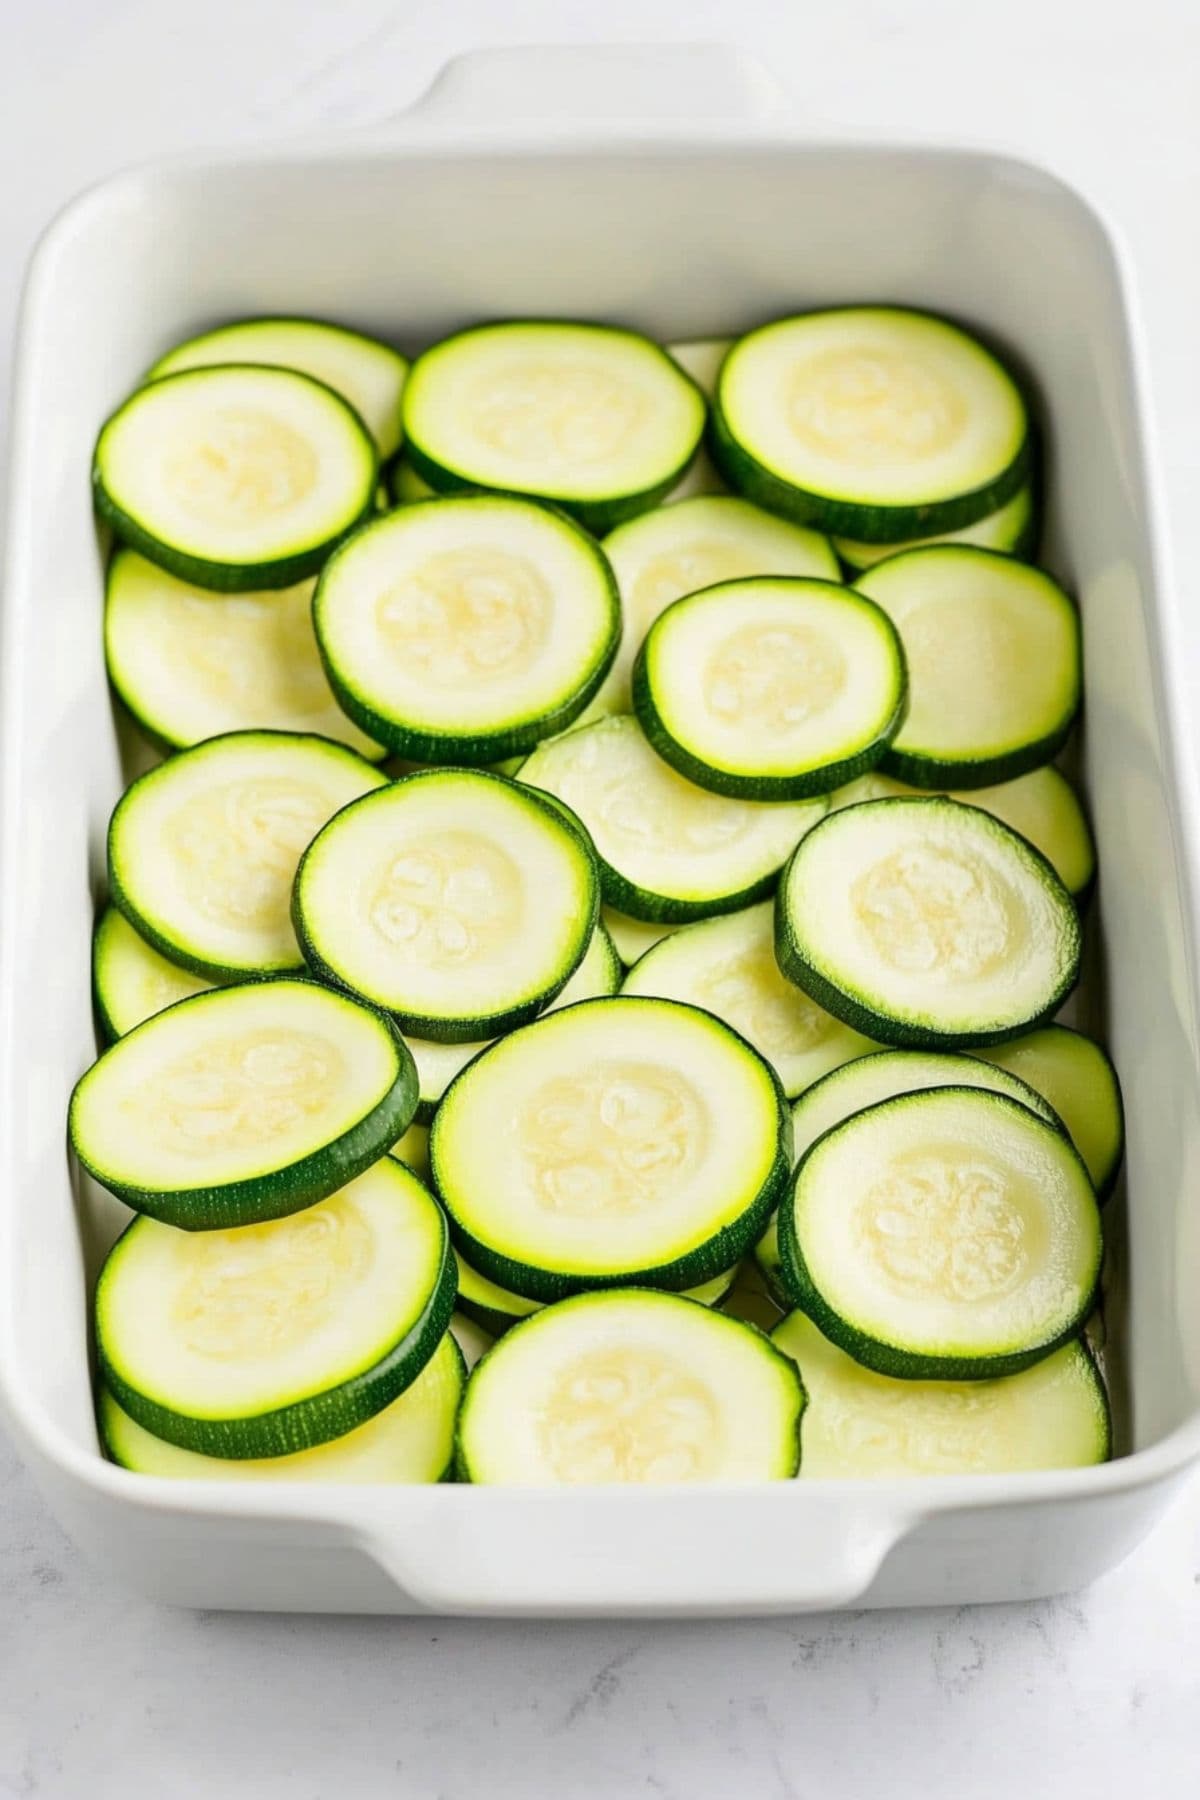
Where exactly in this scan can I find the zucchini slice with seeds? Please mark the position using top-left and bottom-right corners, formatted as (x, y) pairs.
(94, 365), (377, 591)
(855, 546), (1080, 788)
(99, 1330), (464, 1483)
(313, 494), (620, 764)
(96, 1157), (454, 1458)
(402, 321), (707, 532)
(713, 307), (1030, 540)
(633, 575), (907, 799)
(777, 1086), (1102, 1379)
(93, 906), (216, 1041)
(147, 316), (409, 461)
(772, 1312), (1109, 1477)
(594, 495), (839, 716)
(775, 796), (1081, 1048)
(973, 1025), (1125, 1200)
(521, 713), (826, 923)
(70, 978), (418, 1229)
(293, 768), (599, 1044)
(456, 1289), (803, 1485)
(104, 550), (383, 759)
(835, 482), (1037, 571)
(622, 901), (877, 1099)
(432, 996), (789, 1301)
(108, 730), (387, 979)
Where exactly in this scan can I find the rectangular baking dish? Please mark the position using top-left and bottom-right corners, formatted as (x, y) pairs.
(3, 43), (1200, 1616)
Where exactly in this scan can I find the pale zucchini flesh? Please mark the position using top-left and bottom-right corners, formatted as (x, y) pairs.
(835, 481), (1037, 571)
(456, 1289), (803, 1484)
(973, 1025), (1125, 1200)
(93, 905), (216, 1041)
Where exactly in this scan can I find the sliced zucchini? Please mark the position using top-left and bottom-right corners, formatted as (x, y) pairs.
(96, 1157), (454, 1457)
(431, 995), (788, 1300)
(855, 547), (1080, 787)
(147, 316), (409, 460)
(622, 902), (877, 1099)
(775, 797), (1081, 1047)
(772, 1313), (1109, 1477)
(104, 550), (383, 758)
(521, 714), (826, 923)
(601, 907), (682, 967)
(456, 1289), (802, 1484)
(594, 495), (840, 716)
(755, 1046), (1065, 1298)
(402, 321), (706, 532)
(713, 307), (1029, 540)
(69, 979), (417, 1229)
(777, 1086), (1102, 1378)
(94, 365), (377, 591)
(633, 575), (906, 799)
(93, 906), (215, 1041)
(99, 1329), (463, 1483)
(831, 765), (1095, 899)
(835, 482), (1037, 571)
(407, 923), (620, 1125)
(973, 1025), (1125, 1200)
(389, 459), (436, 503)
(293, 769), (598, 1043)
(312, 494), (620, 763)
(108, 730), (386, 979)
(453, 1248), (739, 1339)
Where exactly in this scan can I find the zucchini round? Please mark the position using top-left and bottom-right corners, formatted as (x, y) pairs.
(778, 1086), (1102, 1378)
(521, 713), (826, 923)
(70, 978), (418, 1229)
(855, 546), (1080, 787)
(712, 307), (1030, 540)
(402, 320), (707, 532)
(973, 1024), (1125, 1201)
(775, 796), (1082, 1047)
(632, 575), (907, 799)
(108, 729), (387, 979)
(456, 1289), (803, 1484)
(94, 364), (377, 590)
(312, 494), (620, 764)
(834, 482), (1037, 572)
(431, 995), (789, 1300)
(93, 905), (216, 1041)
(293, 768), (599, 1043)
(96, 1157), (454, 1458)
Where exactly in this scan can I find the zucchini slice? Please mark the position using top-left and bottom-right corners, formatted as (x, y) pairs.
(453, 1248), (739, 1339)
(402, 321), (706, 532)
(456, 1289), (803, 1484)
(834, 482), (1037, 572)
(633, 575), (906, 799)
(431, 996), (789, 1301)
(601, 907), (681, 967)
(108, 730), (387, 979)
(622, 901), (877, 1099)
(70, 979), (417, 1229)
(775, 797), (1081, 1047)
(595, 496), (840, 716)
(147, 316), (409, 461)
(713, 307), (1029, 540)
(755, 1046), (1065, 1298)
(104, 550), (383, 758)
(407, 923), (620, 1125)
(96, 1158), (454, 1458)
(521, 714), (827, 923)
(94, 365), (377, 591)
(293, 769), (599, 1043)
(312, 494), (620, 764)
(777, 1086), (1102, 1378)
(772, 1312), (1109, 1477)
(855, 547), (1080, 787)
(831, 765), (1095, 899)
(99, 1330), (464, 1483)
(93, 906), (216, 1041)
(973, 1025), (1125, 1200)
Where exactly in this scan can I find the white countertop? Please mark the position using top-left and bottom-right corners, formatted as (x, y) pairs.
(2, 2), (1199, 1794)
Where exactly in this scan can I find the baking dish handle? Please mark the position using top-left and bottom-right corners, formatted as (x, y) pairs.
(391, 43), (785, 140)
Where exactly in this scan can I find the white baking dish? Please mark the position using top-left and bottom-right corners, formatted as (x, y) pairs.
(3, 43), (1199, 1616)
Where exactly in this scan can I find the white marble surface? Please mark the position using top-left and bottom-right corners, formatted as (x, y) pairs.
(3, 2), (1200, 1794)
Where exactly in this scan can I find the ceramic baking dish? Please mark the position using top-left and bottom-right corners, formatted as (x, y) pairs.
(2, 43), (1199, 1616)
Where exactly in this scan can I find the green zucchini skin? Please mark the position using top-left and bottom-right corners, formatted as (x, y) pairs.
(880, 721), (1076, 792)
(93, 369), (379, 593)
(97, 1214), (457, 1458)
(69, 982), (419, 1230)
